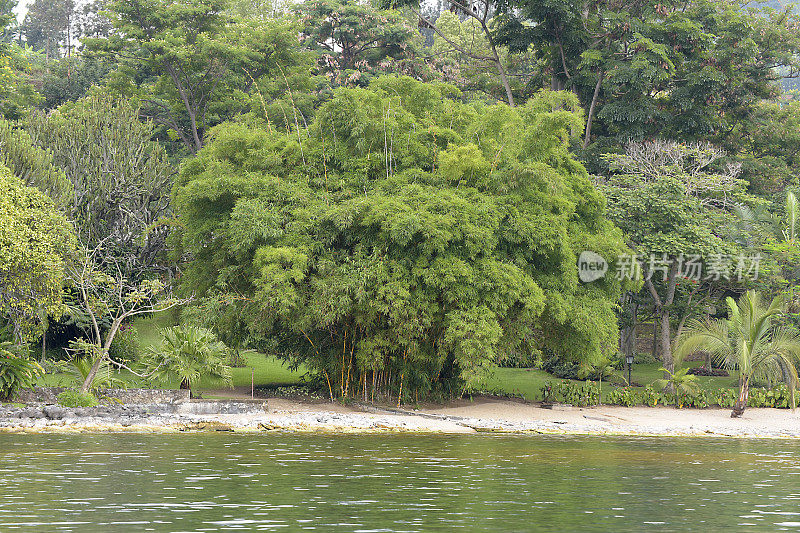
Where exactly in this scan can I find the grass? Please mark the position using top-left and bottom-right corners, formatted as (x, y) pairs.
(482, 360), (740, 402)
(34, 312), (738, 402)
(36, 314), (307, 396)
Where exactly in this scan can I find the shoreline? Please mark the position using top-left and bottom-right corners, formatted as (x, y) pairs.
(2, 398), (800, 438)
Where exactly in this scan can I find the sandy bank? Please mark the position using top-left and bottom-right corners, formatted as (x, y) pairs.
(2, 397), (800, 437)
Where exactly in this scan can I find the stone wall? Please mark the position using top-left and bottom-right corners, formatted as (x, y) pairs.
(17, 387), (190, 405)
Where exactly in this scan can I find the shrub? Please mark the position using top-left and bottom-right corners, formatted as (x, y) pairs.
(713, 388), (737, 408)
(677, 390), (710, 409)
(606, 386), (662, 407)
(228, 349), (247, 368)
(499, 350), (538, 368)
(0, 345), (44, 401)
(542, 357), (580, 380)
(57, 390), (99, 408)
(687, 366), (729, 377)
(747, 386), (797, 408)
(540, 380), (601, 407)
(607, 386), (640, 407)
(142, 325), (232, 390)
(640, 386), (662, 407)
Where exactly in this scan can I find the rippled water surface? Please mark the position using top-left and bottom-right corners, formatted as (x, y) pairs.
(1, 433), (800, 531)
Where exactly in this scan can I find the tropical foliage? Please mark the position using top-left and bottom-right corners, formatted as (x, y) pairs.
(0, 343), (43, 401)
(0, 164), (75, 344)
(173, 77), (631, 400)
(142, 325), (233, 391)
(675, 290), (800, 416)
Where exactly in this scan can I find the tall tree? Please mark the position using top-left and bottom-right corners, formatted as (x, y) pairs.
(25, 95), (174, 278)
(0, 164), (76, 344)
(22, 0), (77, 60)
(603, 141), (747, 375)
(295, 0), (418, 87)
(90, 0), (312, 154)
(173, 77), (631, 401)
(493, 0), (800, 157)
(384, 0), (517, 105)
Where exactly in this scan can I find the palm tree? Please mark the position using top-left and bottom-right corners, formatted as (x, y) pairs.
(654, 367), (699, 398)
(675, 290), (800, 417)
(142, 325), (232, 395)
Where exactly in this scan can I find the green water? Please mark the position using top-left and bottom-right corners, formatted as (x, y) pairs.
(0, 434), (799, 531)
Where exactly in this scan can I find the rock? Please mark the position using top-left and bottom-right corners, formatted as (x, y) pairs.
(43, 406), (67, 420)
(19, 408), (44, 419)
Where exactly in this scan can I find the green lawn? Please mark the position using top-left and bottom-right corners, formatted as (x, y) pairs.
(37, 314), (307, 395)
(482, 361), (740, 402)
(37, 313), (735, 401)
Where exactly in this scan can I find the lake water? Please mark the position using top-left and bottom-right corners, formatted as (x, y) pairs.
(0, 433), (799, 531)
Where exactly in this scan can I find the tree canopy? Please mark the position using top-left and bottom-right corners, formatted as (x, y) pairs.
(174, 77), (630, 399)
(0, 164), (75, 344)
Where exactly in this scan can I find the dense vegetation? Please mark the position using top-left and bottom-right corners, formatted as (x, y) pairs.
(1, 0), (800, 409)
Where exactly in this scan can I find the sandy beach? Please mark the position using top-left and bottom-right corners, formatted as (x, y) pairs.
(1, 396), (799, 437)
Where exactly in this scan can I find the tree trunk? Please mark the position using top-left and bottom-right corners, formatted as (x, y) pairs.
(659, 308), (673, 375)
(645, 259), (680, 391)
(732, 377), (749, 418)
(81, 351), (105, 393)
(583, 70), (604, 148)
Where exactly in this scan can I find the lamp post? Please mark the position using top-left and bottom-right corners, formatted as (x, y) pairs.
(626, 354), (634, 386)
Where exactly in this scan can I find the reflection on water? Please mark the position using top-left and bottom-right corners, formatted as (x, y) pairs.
(0, 433), (799, 531)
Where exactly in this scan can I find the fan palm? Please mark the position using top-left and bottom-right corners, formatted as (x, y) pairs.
(675, 290), (800, 417)
(654, 367), (700, 397)
(142, 325), (232, 394)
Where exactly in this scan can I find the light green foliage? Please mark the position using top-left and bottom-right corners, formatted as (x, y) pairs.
(174, 77), (630, 400)
(0, 164), (75, 343)
(56, 389), (100, 408)
(64, 346), (129, 390)
(0, 119), (72, 205)
(675, 290), (800, 415)
(539, 380), (600, 407)
(142, 325), (233, 390)
(25, 95), (174, 277)
(429, 11), (536, 104)
(603, 142), (744, 260)
(654, 367), (700, 397)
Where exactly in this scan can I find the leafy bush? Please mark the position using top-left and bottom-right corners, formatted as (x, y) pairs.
(676, 390), (710, 409)
(687, 366), (729, 377)
(607, 386), (639, 407)
(606, 386), (663, 407)
(0, 345), (44, 401)
(499, 350), (538, 368)
(228, 349), (247, 368)
(541, 357), (580, 380)
(540, 380), (601, 407)
(142, 325), (232, 390)
(747, 385), (797, 408)
(713, 388), (737, 408)
(542, 357), (617, 382)
(640, 386), (662, 407)
(107, 323), (140, 364)
(57, 390), (99, 408)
